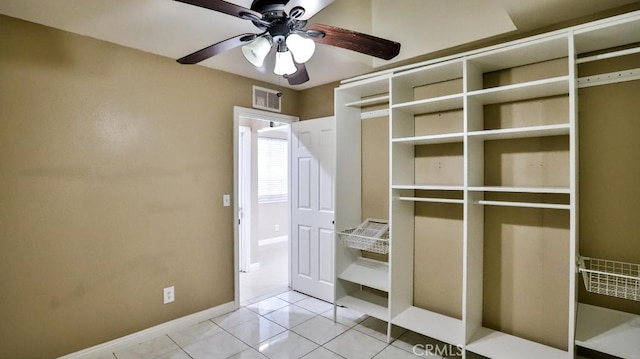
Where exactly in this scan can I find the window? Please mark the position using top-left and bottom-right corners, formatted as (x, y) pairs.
(258, 137), (288, 203)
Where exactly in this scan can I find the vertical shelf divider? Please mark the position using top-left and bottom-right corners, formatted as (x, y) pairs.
(463, 58), (485, 347)
(567, 31), (578, 358)
(389, 76), (416, 325)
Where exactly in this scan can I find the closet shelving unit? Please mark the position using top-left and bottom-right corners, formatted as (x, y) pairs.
(463, 33), (574, 359)
(333, 10), (640, 359)
(389, 58), (466, 347)
(572, 13), (640, 359)
(334, 75), (391, 321)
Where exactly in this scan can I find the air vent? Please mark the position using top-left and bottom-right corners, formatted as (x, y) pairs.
(253, 86), (282, 113)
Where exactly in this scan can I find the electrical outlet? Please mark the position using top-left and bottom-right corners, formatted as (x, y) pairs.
(275, 224), (279, 231)
(163, 286), (175, 304)
(223, 194), (230, 207)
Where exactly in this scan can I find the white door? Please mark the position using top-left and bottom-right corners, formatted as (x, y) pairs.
(290, 116), (335, 302)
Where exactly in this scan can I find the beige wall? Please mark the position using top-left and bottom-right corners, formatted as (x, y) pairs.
(298, 81), (339, 120)
(0, 15), (299, 359)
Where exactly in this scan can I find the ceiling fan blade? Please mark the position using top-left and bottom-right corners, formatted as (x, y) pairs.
(175, 0), (262, 20)
(177, 33), (256, 64)
(285, 63), (310, 85)
(307, 24), (401, 60)
(285, 0), (334, 20)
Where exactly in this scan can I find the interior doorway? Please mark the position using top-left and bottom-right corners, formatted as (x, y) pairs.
(234, 107), (298, 306)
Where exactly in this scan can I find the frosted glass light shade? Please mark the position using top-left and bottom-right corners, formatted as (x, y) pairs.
(286, 33), (315, 63)
(274, 50), (297, 76)
(242, 36), (272, 67)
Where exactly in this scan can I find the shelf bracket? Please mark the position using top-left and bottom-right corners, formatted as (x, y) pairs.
(577, 68), (640, 88)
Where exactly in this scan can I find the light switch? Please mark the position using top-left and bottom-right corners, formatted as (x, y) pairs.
(223, 194), (230, 207)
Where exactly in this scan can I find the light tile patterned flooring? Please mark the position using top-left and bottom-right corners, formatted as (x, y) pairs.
(239, 241), (289, 305)
(101, 291), (464, 359)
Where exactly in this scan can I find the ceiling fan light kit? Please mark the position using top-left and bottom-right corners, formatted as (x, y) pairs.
(274, 48), (297, 75)
(175, 0), (401, 85)
(285, 33), (316, 63)
(241, 35), (272, 67)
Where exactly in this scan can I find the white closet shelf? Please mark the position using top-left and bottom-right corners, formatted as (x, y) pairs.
(339, 75), (390, 98)
(466, 327), (568, 359)
(338, 257), (389, 292)
(467, 123), (570, 141)
(575, 303), (640, 359)
(345, 95), (389, 108)
(576, 46), (640, 64)
(399, 197), (464, 204)
(392, 132), (464, 145)
(336, 291), (388, 321)
(391, 306), (463, 346)
(392, 93), (464, 115)
(392, 185), (464, 191)
(393, 59), (463, 88)
(574, 15), (640, 54)
(467, 76), (569, 105)
(466, 34), (569, 73)
(468, 186), (570, 194)
(477, 200), (569, 210)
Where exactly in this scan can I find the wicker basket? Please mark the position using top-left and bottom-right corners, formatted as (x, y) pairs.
(338, 219), (389, 255)
(579, 256), (639, 301)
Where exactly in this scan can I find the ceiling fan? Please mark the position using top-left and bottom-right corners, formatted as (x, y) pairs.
(175, 0), (401, 85)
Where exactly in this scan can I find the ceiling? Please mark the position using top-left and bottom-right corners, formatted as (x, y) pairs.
(1, 0), (637, 90)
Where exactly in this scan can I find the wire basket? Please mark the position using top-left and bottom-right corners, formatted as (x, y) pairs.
(355, 218), (389, 238)
(338, 219), (389, 255)
(578, 256), (639, 301)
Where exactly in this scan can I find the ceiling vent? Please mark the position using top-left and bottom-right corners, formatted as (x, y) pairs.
(253, 86), (282, 113)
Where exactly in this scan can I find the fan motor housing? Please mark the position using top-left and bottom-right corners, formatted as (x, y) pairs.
(251, 0), (287, 15)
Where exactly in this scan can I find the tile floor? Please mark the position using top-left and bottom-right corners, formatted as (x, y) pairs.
(103, 291), (467, 359)
(239, 241), (289, 305)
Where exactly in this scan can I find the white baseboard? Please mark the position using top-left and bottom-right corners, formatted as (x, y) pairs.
(258, 235), (288, 246)
(57, 301), (236, 359)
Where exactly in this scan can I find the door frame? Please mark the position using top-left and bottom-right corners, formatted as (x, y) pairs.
(238, 125), (252, 273)
(233, 106), (298, 308)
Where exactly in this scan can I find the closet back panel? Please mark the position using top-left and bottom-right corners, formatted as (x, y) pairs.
(483, 206), (570, 351)
(362, 116), (389, 221)
(415, 143), (464, 186)
(578, 61), (640, 315)
(361, 115), (390, 262)
(578, 47), (640, 76)
(414, 78), (463, 101)
(484, 136), (569, 187)
(414, 202), (463, 319)
(483, 95), (569, 130)
(482, 58), (568, 88)
(415, 110), (464, 136)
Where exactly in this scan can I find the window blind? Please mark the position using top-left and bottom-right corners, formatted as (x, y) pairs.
(258, 137), (288, 203)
